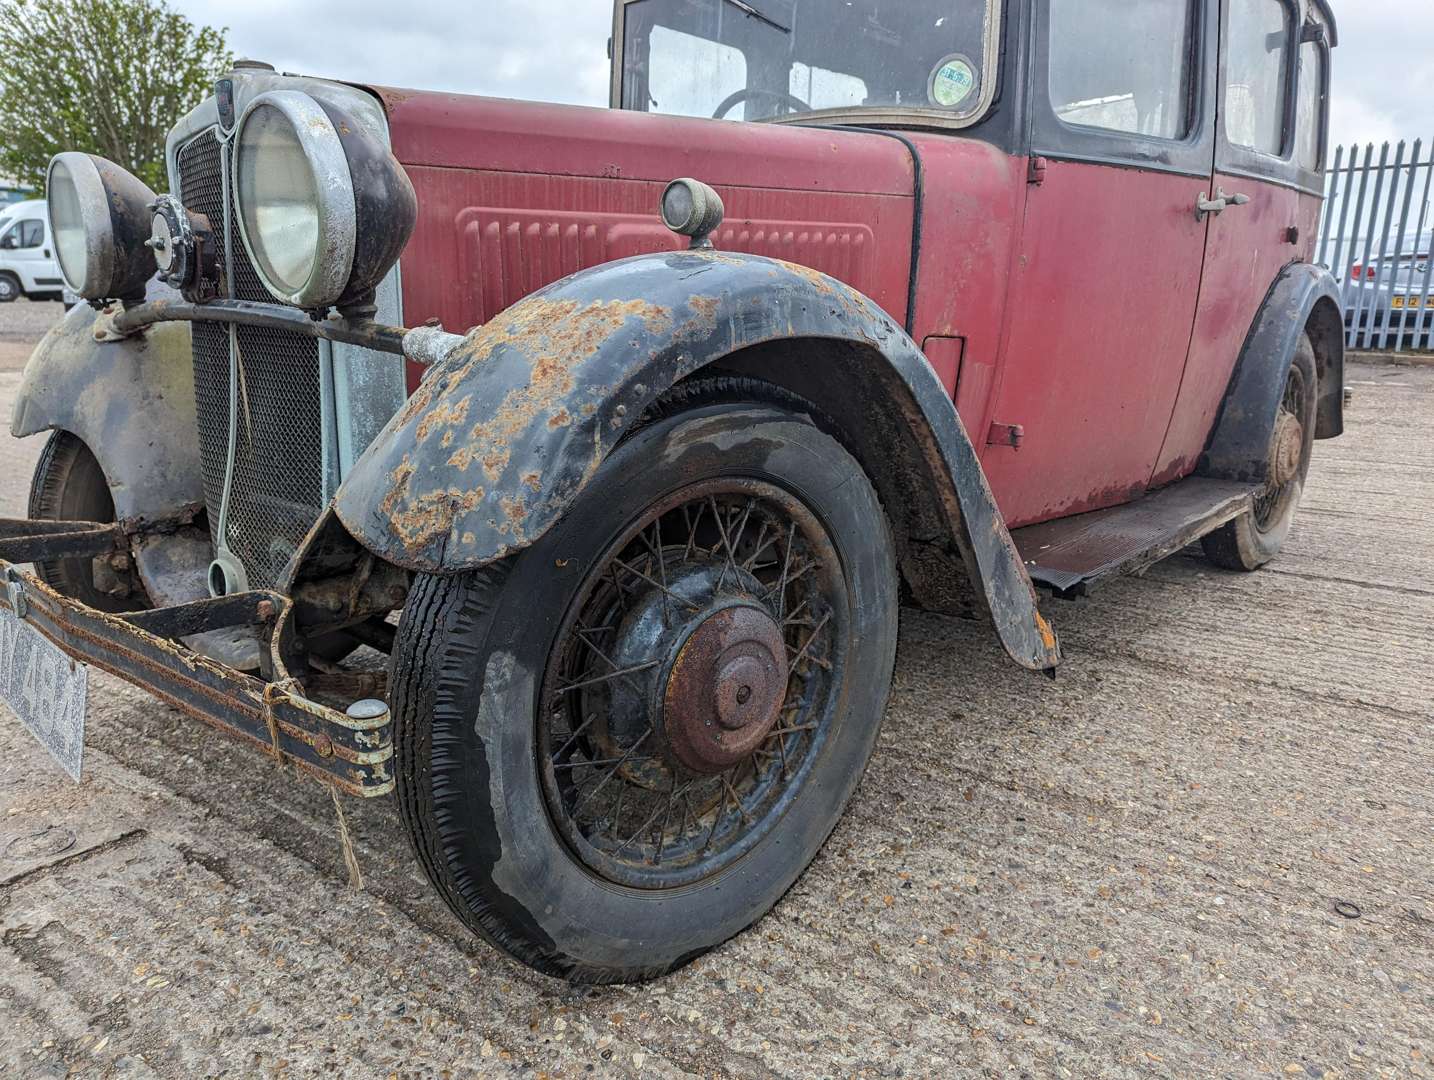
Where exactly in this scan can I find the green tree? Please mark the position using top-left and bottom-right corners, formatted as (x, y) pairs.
(0, 0), (230, 193)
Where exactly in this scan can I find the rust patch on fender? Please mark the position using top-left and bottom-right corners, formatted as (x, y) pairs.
(1035, 612), (1057, 654)
(380, 454), (487, 552)
(382, 296), (673, 555)
(416, 394), (471, 442)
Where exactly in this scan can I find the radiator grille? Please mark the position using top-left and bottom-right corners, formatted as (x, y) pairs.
(176, 129), (327, 589)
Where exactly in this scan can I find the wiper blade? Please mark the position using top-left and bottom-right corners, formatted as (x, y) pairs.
(721, 0), (790, 34)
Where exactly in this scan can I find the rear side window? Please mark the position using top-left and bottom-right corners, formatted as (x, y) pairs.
(1225, 0), (1293, 155)
(1048, 0), (1197, 140)
(1295, 40), (1327, 171)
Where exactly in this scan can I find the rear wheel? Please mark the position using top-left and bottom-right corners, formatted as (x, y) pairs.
(1202, 335), (1317, 571)
(390, 388), (899, 982)
(28, 431), (147, 611)
(0, 273), (19, 303)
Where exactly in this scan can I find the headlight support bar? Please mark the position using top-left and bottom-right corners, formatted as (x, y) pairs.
(96, 299), (465, 368)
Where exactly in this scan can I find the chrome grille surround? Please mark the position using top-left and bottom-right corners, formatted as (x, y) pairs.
(176, 129), (328, 590)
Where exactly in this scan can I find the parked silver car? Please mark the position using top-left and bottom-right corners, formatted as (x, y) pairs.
(1343, 229), (1433, 344)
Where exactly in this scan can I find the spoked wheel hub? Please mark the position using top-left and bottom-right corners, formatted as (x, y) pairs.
(1270, 409), (1304, 489)
(662, 600), (787, 774)
(1254, 364), (1311, 531)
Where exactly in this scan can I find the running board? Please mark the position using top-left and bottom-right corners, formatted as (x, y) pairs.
(1011, 478), (1257, 598)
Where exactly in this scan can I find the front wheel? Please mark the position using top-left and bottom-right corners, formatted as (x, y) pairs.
(1202, 334), (1318, 572)
(390, 388), (899, 982)
(28, 431), (147, 611)
(0, 273), (20, 303)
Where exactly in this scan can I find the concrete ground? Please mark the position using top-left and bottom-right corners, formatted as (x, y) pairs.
(0, 300), (1430, 1078)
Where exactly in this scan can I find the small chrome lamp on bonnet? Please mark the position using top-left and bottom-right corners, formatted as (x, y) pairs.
(660, 178), (725, 248)
(46, 153), (159, 305)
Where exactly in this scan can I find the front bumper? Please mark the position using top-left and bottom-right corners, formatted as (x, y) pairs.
(0, 518), (394, 797)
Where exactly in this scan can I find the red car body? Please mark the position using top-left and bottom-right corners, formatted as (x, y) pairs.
(382, 51), (1325, 530)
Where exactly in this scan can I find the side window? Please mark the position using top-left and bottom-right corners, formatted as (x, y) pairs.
(1295, 39), (1327, 171)
(1225, 0), (1293, 155)
(18, 220), (44, 248)
(645, 26), (747, 119)
(1048, 0), (1197, 140)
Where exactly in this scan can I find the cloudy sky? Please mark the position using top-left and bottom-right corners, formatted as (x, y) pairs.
(174, 0), (1430, 151)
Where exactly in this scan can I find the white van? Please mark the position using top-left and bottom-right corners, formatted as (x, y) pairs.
(0, 199), (65, 303)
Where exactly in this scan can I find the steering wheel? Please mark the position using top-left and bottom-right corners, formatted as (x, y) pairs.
(712, 87), (812, 120)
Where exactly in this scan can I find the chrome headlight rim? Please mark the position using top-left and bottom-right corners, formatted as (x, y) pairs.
(232, 90), (357, 309)
(47, 153), (120, 299)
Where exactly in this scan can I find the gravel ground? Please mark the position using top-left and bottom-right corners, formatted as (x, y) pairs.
(0, 301), (1430, 1079)
(0, 298), (62, 373)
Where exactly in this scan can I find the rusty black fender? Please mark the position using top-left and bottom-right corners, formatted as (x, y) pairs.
(1199, 262), (1345, 484)
(333, 250), (1060, 671)
(11, 290), (203, 522)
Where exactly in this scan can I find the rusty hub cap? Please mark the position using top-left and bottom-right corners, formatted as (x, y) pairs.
(662, 604), (786, 775)
(1270, 410), (1304, 488)
(1254, 364), (1310, 532)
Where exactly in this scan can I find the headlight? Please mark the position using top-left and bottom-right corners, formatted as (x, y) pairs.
(46, 153), (158, 303)
(233, 91), (416, 311)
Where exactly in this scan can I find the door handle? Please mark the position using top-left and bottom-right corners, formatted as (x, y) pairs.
(1196, 187), (1252, 220)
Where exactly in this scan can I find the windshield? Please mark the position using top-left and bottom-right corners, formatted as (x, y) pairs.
(618, 0), (998, 125)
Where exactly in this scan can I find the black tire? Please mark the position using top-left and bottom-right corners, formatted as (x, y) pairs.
(28, 431), (147, 612)
(0, 272), (19, 303)
(1202, 334), (1318, 571)
(390, 387), (899, 983)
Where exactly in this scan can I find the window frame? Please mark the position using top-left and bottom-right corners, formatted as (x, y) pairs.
(1215, 0), (1331, 197)
(1030, 0), (1219, 179)
(1294, 27), (1329, 173)
(1221, 0), (1298, 160)
(609, 0), (1007, 133)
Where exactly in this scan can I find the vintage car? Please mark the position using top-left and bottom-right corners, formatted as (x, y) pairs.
(2, 0), (1342, 983)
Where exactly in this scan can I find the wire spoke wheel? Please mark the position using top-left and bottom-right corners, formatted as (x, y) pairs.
(391, 392), (898, 981)
(538, 478), (846, 889)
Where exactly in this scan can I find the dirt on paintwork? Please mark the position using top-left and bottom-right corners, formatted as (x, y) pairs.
(0, 361), (1431, 1077)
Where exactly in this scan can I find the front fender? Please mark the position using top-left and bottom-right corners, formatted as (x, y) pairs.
(334, 251), (1060, 670)
(12, 294), (202, 522)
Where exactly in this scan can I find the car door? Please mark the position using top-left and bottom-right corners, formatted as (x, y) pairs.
(980, 0), (1219, 528)
(1153, 0), (1331, 483)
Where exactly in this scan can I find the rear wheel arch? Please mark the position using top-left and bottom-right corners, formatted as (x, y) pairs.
(1199, 262), (1344, 485)
(1303, 294), (1345, 440)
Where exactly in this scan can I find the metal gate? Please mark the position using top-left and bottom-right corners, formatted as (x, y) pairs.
(1317, 139), (1434, 353)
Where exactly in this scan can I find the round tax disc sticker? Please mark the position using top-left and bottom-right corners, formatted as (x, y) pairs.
(929, 54), (978, 110)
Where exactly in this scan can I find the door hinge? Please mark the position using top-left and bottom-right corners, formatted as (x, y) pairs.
(1027, 156), (1048, 186)
(987, 422), (1025, 449)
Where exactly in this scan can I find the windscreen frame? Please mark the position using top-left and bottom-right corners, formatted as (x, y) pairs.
(609, 0), (1005, 132)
